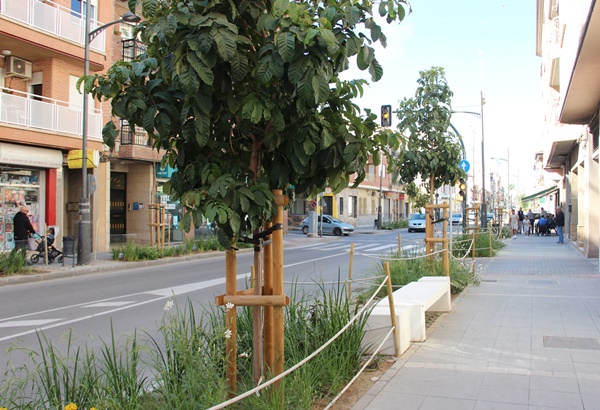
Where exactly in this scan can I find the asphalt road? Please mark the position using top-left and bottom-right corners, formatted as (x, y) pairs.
(0, 229), (427, 375)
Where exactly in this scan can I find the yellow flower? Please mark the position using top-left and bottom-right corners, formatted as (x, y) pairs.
(64, 404), (77, 410)
(90, 408), (98, 410)
(1, 407), (8, 410)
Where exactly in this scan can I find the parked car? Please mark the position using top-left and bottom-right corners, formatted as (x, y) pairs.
(451, 213), (463, 225)
(408, 213), (426, 232)
(301, 215), (354, 236)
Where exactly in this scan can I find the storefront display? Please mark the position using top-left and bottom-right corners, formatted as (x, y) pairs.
(0, 169), (42, 250)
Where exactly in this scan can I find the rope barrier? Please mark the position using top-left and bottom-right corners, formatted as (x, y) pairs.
(206, 276), (389, 410)
(323, 327), (396, 410)
(352, 247), (443, 261)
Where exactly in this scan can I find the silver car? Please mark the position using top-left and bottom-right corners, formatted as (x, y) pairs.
(408, 213), (426, 232)
(301, 215), (354, 236)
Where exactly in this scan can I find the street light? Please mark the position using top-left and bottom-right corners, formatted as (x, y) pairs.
(78, 7), (141, 265)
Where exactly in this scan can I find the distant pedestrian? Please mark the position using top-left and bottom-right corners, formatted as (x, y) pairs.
(555, 206), (565, 244)
(509, 209), (519, 239)
(526, 209), (535, 234)
(517, 207), (524, 233)
(538, 215), (548, 236)
(522, 217), (531, 238)
(13, 205), (35, 251)
(541, 207), (548, 218)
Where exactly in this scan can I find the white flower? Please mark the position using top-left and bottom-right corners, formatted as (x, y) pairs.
(225, 302), (235, 311)
(238, 352), (249, 358)
(164, 299), (174, 311)
(224, 329), (233, 339)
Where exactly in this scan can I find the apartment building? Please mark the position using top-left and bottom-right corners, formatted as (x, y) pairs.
(0, 0), (162, 253)
(536, 0), (600, 258)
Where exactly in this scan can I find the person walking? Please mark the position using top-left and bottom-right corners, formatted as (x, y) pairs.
(522, 216), (531, 238)
(555, 206), (565, 244)
(13, 205), (35, 251)
(509, 209), (519, 239)
(517, 207), (524, 234)
(527, 209), (535, 235)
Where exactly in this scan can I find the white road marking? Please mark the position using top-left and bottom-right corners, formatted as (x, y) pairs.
(0, 319), (63, 328)
(83, 301), (135, 308)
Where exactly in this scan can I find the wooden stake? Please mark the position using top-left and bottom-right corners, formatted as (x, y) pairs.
(272, 189), (286, 388)
(225, 248), (237, 397)
(442, 207), (449, 276)
(252, 231), (263, 383)
(384, 262), (402, 358)
(348, 243), (354, 298)
(263, 222), (274, 373)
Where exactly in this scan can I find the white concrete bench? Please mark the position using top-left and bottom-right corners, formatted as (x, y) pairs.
(378, 276), (451, 342)
(361, 305), (412, 356)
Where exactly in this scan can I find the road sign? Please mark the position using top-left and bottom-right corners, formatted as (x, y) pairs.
(459, 160), (470, 173)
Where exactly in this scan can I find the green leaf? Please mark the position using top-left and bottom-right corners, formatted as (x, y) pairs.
(257, 58), (274, 84)
(368, 58), (384, 82)
(211, 26), (236, 62)
(194, 115), (210, 147)
(273, 0), (289, 17)
(142, 106), (157, 132)
(187, 53), (214, 86)
(142, 0), (157, 18)
(181, 212), (192, 232)
(102, 121), (118, 150)
(312, 75), (330, 103)
(344, 5), (360, 26)
(230, 51), (249, 81)
(319, 29), (339, 55)
(177, 64), (199, 94)
(357, 45), (372, 70)
(288, 57), (309, 84)
(276, 31), (295, 62)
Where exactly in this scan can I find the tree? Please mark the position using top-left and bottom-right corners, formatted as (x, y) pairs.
(392, 67), (464, 203)
(88, 0), (409, 246)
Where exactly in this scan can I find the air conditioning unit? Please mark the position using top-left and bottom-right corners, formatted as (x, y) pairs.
(5, 56), (33, 79)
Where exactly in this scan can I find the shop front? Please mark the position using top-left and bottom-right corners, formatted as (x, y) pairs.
(0, 143), (62, 250)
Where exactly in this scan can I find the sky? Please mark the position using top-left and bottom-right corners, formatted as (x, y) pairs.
(343, 0), (542, 197)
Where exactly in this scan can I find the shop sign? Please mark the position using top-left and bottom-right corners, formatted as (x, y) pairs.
(67, 149), (100, 169)
(157, 164), (176, 178)
(399, 193), (405, 200)
(0, 142), (62, 168)
(385, 192), (399, 200)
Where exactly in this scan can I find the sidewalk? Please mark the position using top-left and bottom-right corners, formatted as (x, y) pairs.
(354, 234), (600, 410)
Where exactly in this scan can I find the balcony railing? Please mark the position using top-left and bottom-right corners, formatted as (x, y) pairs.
(0, 87), (102, 139)
(122, 39), (146, 61)
(0, 0), (105, 53)
(120, 122), (150, 146)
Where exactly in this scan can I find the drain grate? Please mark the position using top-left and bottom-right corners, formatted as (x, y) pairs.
(543, 336), (600, 350)
(528, 280), (558, 285)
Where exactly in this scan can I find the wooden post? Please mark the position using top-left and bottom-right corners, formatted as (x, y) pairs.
(397, 232), (402, 252)
(225, 248), (237, 396)
(384, 262), (402, 358)
(252, 231), (263, 383)
(442, 207), (449, 276)
(489, 224), (493, 256)
(272, 189), (286, 387)
(263, 222), (274, 373)
(472, 231), (476, 259)
(347, 243), (354, 298)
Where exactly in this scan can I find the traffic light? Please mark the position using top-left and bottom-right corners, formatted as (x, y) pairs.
(458, 178), (466, 198)
(381, 105), (392, 127)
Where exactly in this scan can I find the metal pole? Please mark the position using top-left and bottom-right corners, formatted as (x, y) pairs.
(78, 0), (93, 265)
(378, 159), (383, 229)
(480, 91), (487, 229)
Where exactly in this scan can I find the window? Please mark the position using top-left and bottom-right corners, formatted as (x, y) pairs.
(290, 199), (307, 215)
(339, 197), (344, 216)
(348, 196), (357, 218)
(71, 0), (96, 20)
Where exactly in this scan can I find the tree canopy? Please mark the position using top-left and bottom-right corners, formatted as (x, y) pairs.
(88, 0), (409, 245)
(392, 67), (465, 201)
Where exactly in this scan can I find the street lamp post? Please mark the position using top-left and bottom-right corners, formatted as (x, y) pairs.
(78, 6), (140, 265)
(491, 150), (510, 209)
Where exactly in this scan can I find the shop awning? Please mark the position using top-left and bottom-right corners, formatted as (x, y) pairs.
(522, 186), (558, 202)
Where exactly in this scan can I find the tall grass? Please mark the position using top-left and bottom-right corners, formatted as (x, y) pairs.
(0, 249), (28, 275)
(452, 230), (506, 258)
(1, 281), (370, 409)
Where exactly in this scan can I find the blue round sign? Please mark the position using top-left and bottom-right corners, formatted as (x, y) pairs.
(459, 160), (470, 173)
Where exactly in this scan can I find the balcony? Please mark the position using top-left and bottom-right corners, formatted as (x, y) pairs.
(0, 87), (102, 139)
(120, 122), (150, 146)
(0, 0), (105, 53)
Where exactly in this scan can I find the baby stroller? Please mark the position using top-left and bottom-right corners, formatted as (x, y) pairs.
(30, 227), (64, 264)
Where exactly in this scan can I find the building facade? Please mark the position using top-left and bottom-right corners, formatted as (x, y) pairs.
(0, 0), (163, 253)
(536, 0), (600, 258)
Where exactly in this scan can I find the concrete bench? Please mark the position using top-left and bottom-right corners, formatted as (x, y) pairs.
(376, 276), (451, 342)
(361, 305), (412, 356)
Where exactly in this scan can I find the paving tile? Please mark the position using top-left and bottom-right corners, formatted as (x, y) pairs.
(473, 401), (529, 410)
(476, 386), (529, 405)
(529, 389), (583, 409)
(581, 394), (600, 410)
(529, 374), (579, 393)
(419, 396), (476, 410)
(365, 392), (425, 409)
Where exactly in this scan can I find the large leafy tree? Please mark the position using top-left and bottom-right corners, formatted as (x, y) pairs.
(392, 67), (464, 202)
(88, 0), (408, 245)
